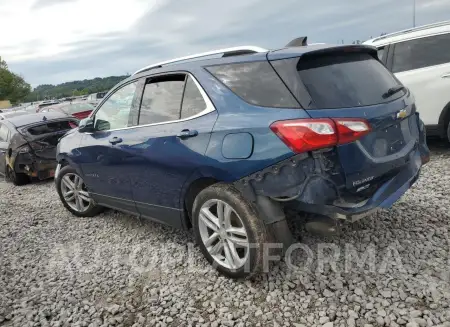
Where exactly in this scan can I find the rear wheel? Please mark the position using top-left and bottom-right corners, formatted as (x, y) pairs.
(192, 183), (267, 278)
(7, 165), (30, 186)
(56, 165), (103, 217)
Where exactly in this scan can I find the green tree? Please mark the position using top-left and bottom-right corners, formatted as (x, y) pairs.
(0, 58), (31, 104)
(0, 56), (7, 69)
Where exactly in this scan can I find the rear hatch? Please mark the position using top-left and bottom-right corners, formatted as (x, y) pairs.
(269, 46), (420, 192)
(20, 119), (78, 159)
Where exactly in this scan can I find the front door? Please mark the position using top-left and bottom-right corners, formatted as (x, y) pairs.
(77, 80), (143, 214)
(120, 73), (217, 228)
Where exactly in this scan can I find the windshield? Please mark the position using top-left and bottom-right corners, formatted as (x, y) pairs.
(297, 53), (404, 109)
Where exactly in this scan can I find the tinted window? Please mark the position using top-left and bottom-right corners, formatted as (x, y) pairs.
(207, 62), (299, 108)
(181, 76), (207, 119)
(0, 124), (9, 142)
(296, 53), (403, 109)
(94, 82), (138, 131)
(392, 33), (450, 73)
(139, 76), (184, 125)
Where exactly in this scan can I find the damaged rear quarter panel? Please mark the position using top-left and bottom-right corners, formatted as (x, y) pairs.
(233, 150), (344, 205)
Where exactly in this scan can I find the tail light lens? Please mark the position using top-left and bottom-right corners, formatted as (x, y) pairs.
(270, 118), (371, 153)
(270, 119), (337, 153)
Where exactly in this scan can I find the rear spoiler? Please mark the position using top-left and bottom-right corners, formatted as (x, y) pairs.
(285, 36), (308, 47)
(300, 44), (378, 59)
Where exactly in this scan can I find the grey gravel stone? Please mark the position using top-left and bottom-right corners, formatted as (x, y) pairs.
(0, 146), (449, 326)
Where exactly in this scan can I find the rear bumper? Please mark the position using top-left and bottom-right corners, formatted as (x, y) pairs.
(15, 155), (57, 180)
(290, 148), (424, 221)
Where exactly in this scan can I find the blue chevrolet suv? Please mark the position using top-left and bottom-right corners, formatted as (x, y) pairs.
(55, 38), (429, 278)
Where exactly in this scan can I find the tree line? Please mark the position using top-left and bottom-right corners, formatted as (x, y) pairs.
(24, 75), (129, 102)
(0, 56), (32, 105)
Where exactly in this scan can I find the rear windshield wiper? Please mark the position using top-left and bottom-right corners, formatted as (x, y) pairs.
(382, 85), (406, 99)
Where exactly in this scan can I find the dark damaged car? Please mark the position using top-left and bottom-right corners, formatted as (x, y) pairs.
(54, 40), (430, 278)
(0, 112), (78, 185)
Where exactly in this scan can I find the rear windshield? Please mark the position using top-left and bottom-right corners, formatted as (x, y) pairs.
(27, 120), (76, 135)
(293, 53), (404, 109)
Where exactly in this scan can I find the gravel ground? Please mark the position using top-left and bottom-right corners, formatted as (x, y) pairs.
(1, 141), (450, 327)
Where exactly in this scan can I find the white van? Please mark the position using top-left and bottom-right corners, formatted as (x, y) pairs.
(364, 21), (450, 141)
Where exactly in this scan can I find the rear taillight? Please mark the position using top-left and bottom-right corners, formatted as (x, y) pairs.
(333, 119), (371, 144)
(270, 119), (337, 153)
(270, 118), (371, 153)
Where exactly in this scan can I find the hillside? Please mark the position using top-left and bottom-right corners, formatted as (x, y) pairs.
(24, 75), (129, 102)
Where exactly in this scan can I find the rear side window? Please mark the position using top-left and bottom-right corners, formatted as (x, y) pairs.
(291, 53), (403, 109)
(392, 33), (450, 73)
(181, 76), (207, 119)
(27, 120), (75, 135)
(207, 61), (300, 108)
(139, 75), (185, 125)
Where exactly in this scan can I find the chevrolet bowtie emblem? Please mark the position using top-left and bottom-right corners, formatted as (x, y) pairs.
(396, 109), (407, 119)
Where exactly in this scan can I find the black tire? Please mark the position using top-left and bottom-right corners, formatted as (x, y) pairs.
(55, 165), (103, 217)
(447, 121), (450, 144)
(192, 183), (268, 279)
(7, 165), (30, 186)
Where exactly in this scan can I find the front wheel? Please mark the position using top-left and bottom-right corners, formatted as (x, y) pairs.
(56, 165), (103, 217)
(192, 183), (268, 278)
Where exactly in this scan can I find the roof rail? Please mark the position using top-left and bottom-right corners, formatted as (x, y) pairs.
(371, 20), (450, 43)
(133, 46), (268, 75)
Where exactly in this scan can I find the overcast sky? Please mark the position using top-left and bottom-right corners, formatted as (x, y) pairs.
(1, 0), (449, 86)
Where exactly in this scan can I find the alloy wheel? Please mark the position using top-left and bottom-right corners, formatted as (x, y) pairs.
(198, 199), (249, 270)
(60, 173), (91, 213)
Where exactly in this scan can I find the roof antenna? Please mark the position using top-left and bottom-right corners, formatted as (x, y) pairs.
(285, 36), (308, 47)
(43, 116), (47, 121)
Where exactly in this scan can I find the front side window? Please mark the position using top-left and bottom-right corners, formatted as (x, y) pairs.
(138, 75), (185, 125)
(392, 33), (450, 73)
(94, 82), (138, 131)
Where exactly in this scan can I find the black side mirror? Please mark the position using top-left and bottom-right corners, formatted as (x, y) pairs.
(78, 117), (95, 133)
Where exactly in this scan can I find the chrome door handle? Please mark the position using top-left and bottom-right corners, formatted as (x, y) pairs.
(441, 73), (450, 78)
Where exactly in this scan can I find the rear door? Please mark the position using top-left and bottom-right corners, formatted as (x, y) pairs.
(122, 73), (217, 228)
(271, 49), (419, 191)
(388, 33), (450, 126)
